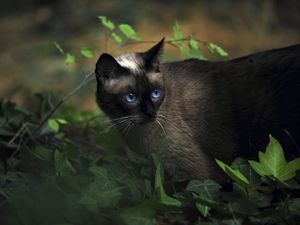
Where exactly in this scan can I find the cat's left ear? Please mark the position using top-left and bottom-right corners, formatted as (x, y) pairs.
(142, 38), (164, 71)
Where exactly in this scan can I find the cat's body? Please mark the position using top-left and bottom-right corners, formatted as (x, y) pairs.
(95, 41), (300, 181)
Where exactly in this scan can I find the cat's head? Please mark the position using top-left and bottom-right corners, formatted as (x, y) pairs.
(95, 38), (165, 124)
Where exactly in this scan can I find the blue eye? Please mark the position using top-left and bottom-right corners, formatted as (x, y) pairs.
(151, 89), (161, 99)
(125, 93), (137, 103)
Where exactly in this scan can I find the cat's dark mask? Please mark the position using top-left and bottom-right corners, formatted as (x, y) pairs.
(95, 38), (165, 124)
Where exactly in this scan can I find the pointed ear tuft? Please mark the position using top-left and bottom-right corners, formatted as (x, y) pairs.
(95, 53), (123, 81)
(142, 38), (164, 71)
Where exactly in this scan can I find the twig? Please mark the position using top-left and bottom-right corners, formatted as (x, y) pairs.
(16, 71), (95, 151)
(8, 122), (37, 145)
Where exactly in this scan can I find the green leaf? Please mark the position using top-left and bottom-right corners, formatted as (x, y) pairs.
(286, 158), (300, 174)
(80, 48), (94, 58)
(195, 201), (210, 217)
(153, 154), (181, 207)
(56, 118), (68, 124)
(189, 38), (199, 50)
(89, 166), (108, 179)
(118, 201), (157, 225)
(79, 178), (123, 211)
(221, 218), (243, 225)
(249, 135), (300, 182)
(118, 24), (140, 41)
(28, 146), (51, 162)
(188, 37), (205, 60)
(65, 53), (76, 64)
(231, 158), (261, 186)
(187, 180), (220, 217)
(289, 198), (300, 216)
(54, 41), (64, 54)
(207, 42), (228, 57)
(171, 21), (184, 40)
(216, 159), (250, 187)
(98, 16), (115, 30)
(111, 32), (123, 44)
(187, 179), (221, 200)
(54, 150), (76, 176)
(170, 21), (188, 58)
(48, 119), (59, 133)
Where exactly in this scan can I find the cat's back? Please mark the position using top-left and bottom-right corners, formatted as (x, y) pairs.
(160, 44), (300, 159)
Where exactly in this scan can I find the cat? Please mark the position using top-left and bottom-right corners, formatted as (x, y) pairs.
(95, 38), (300, 182)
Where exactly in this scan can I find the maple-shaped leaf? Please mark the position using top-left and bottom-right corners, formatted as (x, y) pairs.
(249, 135), (300, 182)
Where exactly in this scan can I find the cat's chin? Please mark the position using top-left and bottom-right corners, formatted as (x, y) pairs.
(133, 116), (156, 125)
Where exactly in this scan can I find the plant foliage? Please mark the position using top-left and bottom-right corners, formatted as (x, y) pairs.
(1, 17), (299, 225)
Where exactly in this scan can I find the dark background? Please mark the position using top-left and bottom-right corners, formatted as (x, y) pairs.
(0, 0), (299, 109)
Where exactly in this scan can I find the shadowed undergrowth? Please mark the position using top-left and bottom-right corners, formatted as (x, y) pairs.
(0, 18), (300, 225)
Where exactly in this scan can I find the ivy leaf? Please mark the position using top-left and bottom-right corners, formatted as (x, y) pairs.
(171, 21), (184, 40)
(188, 37), (205, 60)
(189, 38), (199, 50)
(98, 16), (115, 30)
(111, 32), (123, 44)
(152, 153), (181, 207)
(187, 180), (221, 217)
(65, 53), (76, 64)
(207, 42), (228, 57)
(80, 48), (94, 58)
(231, 158), (261, 186)
(54, 150), (76, 176)
(28, 146), (51, 162)
(79, 168), (123, 211)
(169, 21), (189, 58)
(287, 158), (300, 174)
(118, 201), (157, 225)
(56, 118), (68, 125)
(187, 179), (221, 200)
(48, 119), (59, 133)
(249, 135), (300, 182)
(118, 24), (140, 41)
(216, 159), (250, 187)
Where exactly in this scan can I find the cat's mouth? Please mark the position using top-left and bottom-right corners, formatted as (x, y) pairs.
(132, 114), (157, 124)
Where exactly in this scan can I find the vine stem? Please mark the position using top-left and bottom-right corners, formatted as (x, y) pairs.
(111, 36), (209, 53)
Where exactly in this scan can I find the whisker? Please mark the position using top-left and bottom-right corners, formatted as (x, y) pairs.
(157, 113), (168, 123)
(98, 115), (140, 130)
(102, 118), (131, 132)
(119, 121), (130, 136)
(124, 122), (134, 137)
(156, 118), (167, 136)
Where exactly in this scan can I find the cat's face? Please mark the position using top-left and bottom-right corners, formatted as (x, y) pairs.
(95, 39), (165, 124)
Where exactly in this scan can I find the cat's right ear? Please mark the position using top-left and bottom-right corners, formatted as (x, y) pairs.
(142, 38), (164, 71)
(95, 53), (123, 82)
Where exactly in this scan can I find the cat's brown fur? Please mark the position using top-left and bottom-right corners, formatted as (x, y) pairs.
(95, 40), (300, 181)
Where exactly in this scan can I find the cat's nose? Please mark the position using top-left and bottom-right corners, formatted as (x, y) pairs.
(142, 103), (156, 120)
(144, 111), (156, 120)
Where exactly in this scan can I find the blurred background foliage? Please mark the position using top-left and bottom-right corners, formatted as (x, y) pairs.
(0, 0), (299, 109)
(1, 1), (300, 224)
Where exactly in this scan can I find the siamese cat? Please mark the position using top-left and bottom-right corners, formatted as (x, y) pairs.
(95, 39), (300, 181)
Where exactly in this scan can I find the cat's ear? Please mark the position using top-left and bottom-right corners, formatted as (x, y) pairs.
(95, 53), (124, 81)
(142, 38), (164, 71)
